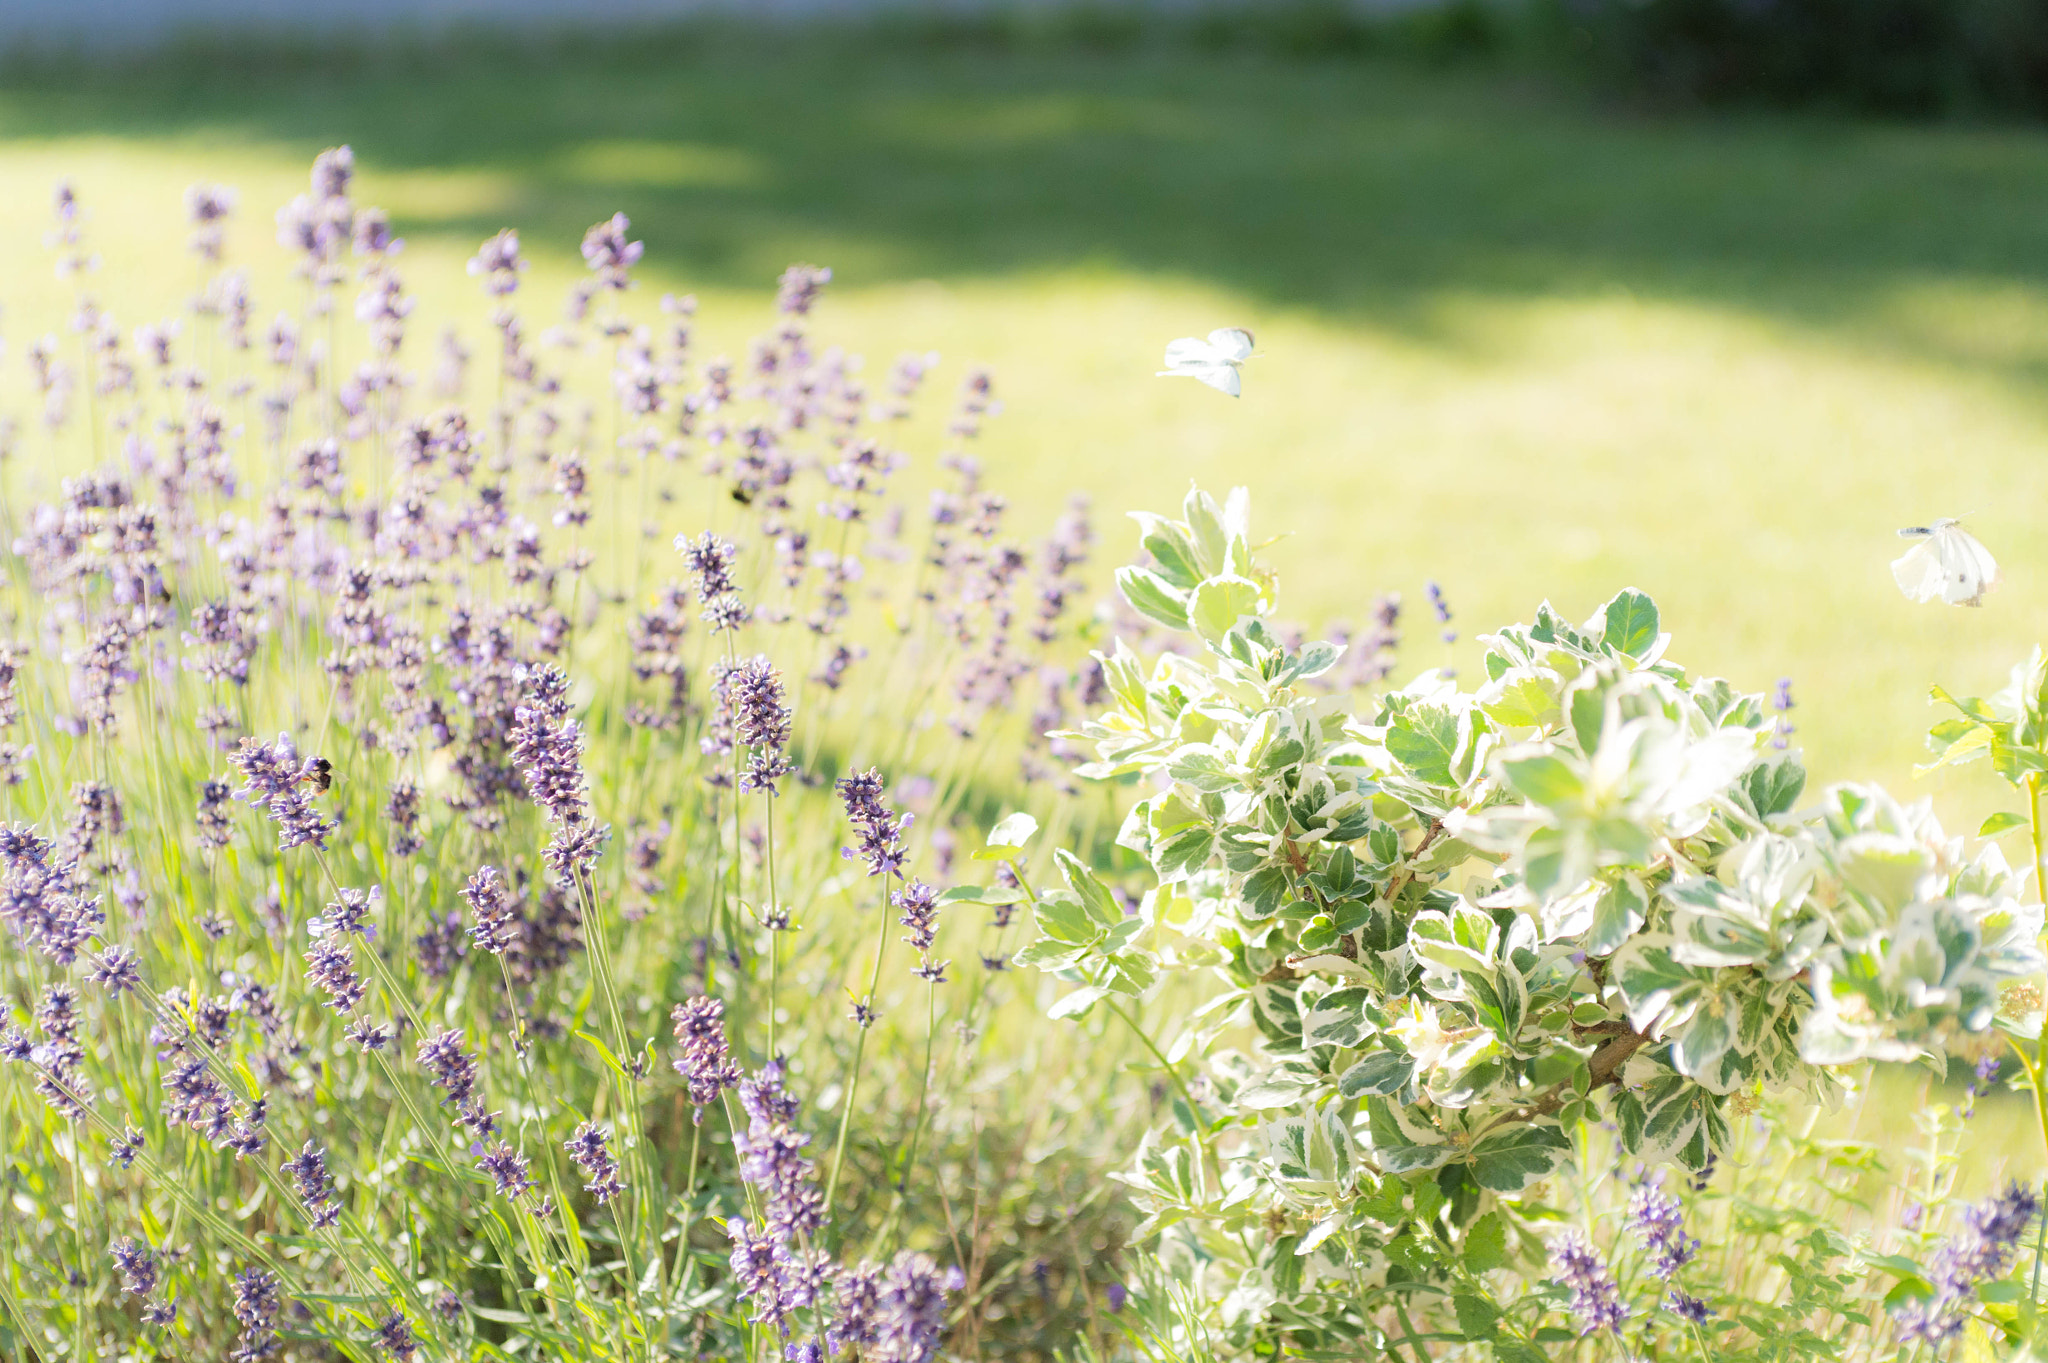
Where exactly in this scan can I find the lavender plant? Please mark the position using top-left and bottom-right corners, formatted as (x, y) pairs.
(0, 150), (1133, 1361)
(1012, 487), (2048, 1359)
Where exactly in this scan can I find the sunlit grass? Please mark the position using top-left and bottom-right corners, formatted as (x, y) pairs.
(8, 36), (2043, 828)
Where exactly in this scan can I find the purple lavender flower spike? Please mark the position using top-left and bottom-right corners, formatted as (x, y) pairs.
(581, 212), (643, 291)
(89, 946), (141, 994)
(671, 995), (742, 1116)
(109, 1125), (144, 1168)
(1666, 1290), (1713, 1322)
(231, 1265), (282, 1361)
(228, 732), (336, 852)
(677, 530), (749, 632)
(1771, 676), (1796, 749)
(1426, 579), (1455, 645)
(871, 1250), (965, 1363)
(732, 655), (794, 794)
(417, 1029), (480, 1113)
(1896, 1181), (2040, 1343)
(838, 768), (911, 880)
(776, 264), (832, 317)
(185, 182), (235, 260)
(304, 934), (365, 1015)
(1548, 1232), (1627, 1336)
(1626, 1179), (1699, 1280)
(468, 229), (527, 296)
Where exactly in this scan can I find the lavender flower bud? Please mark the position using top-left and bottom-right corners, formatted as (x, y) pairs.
(111, 1236), (158, 1295)
(385, 780), (424, 857)
(110, 1125), (144, 1168)
(1666, 1290), (1713, 1322)
(731, 656), (793, 752)
(871, 1250), (965, 1363)
(197, 778), (234, 850)
(775, 263), (832, 317)
(671, 995), (742, 1116)
(1626, 1180), (1698, 1280)
(373, 1309), (420, 1360)
(1771, 676), (1796, 749)
(304, 935), (365, 1015)
(677, 531), (749, 630)
(564, 1121), (625, 1204)
(89, 946), (142, 994)
(734, 1114), (823, 1241)
(894, 879), (940, 953)
(281, 1139), (342, 1229)
(509, 665), (592, 828)
(732, 656), (794, 794)
(416, 1029), (479, 1112)
(231, 1265), (282, 1359)
(476, 1141), (535, 1200)
(462, 865), (517, 954)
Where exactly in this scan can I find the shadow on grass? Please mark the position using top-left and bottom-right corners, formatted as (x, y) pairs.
(4, 25), (2048, 375)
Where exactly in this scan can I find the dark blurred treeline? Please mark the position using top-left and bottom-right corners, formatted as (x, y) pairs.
(1563, 0), (2048, 119)
(870, 0), (2048, 120)
(7, 0), (2048, 122)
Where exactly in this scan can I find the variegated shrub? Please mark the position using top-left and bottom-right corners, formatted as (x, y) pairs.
(1015, 486), (2047, 1358)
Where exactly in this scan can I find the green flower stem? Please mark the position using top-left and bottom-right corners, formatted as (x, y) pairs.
(765, 793), (779, 1060)
(29, 1052), (432, 1332)
(824, 874), (896, 1227)
(1011, 863), (1209, 1166)
(1105, 999), (1201, 1125)
(66, 1117), (87, 1360)
(283, 888), (576, 1342)
(121, 979), (444, 1322)
(2031, 1198), (2047, 1322)
(894, 979), (938, 1195)
(569, 869), (657, 1362)
(494, 953), (587, 1276)
(668, 1119), (704, 1310)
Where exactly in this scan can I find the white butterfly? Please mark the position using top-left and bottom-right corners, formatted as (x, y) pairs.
(1158, 327), (1255, 397)
(1892, 518), (2002, 607)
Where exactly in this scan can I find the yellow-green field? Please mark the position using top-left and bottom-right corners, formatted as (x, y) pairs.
(4, 34), (2048, 832)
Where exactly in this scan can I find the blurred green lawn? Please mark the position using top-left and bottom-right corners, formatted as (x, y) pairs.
(4, 31), (2048, 833)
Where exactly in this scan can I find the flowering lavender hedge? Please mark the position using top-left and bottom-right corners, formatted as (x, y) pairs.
(0, 148), (1140, 1360)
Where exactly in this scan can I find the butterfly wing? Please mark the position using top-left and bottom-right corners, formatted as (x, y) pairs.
(1161, 336), (1219, 370)
(1206, 328), (1254, 362)
(1891, 537), (1945, 603)
(1160, 331), (1248, 394)
(1965, 529), (2004, 599)
(1183, 363), (1242, 397)
(1935, 524), (2001, 606)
